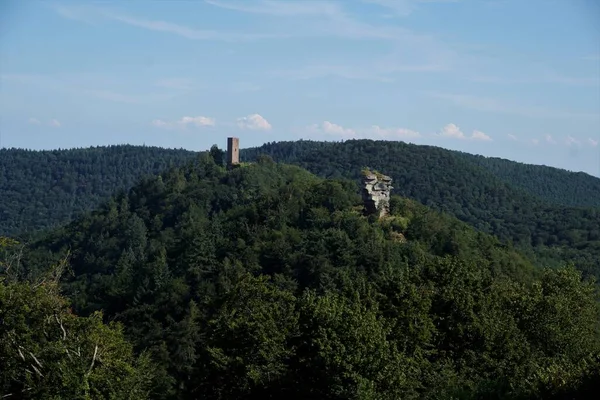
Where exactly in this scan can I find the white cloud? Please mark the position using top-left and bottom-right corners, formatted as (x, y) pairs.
(363, 0), (459, 17)
(588, 138), (599, 147)
(565, 136), (580, 146)
(49, 119), (61, 127)
(180, 116), (215, 126)
(229, 82), (261, 93)
(507, 134), (518, 141)
(152, 115), (216, 130)
(28, 118), (41, 125)
(438, 124), (492, 141)
(151, 119), (169, 128)
(531, 138), (540, 145)
(439, 123), (466, 139)
(155, 78), (194, 90)
(110, 14), (278, 42)
(471, 130), (492, 141)
(204, 0), (340, 17)
(545, 134), (557, 144)
(321, 121), (356, 137)
(236, 114), (272, 130)
(54, 4), (279, 42)
(203, 0), (438, 43)
(304, 121), (420, 141)
(368, 125), (421, 139)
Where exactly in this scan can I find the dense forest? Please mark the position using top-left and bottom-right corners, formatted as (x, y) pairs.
(0, 146), (197, 236)
(2, 154), (599, 399)
(457, 152), (600, 208)
(2, 141), (599, 238)
(242, 140), (600, 279)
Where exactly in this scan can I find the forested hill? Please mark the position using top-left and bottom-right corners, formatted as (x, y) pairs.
(2, 142), (599, 237)
(3, 155), (599, 399)
(242, 140), (600, 208)
(242, 140), (600, 279)
(457, 152), (600, 208)
(0, 146), (197, 235)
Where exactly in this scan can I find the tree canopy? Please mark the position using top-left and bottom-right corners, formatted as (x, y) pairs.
(3, 153), (598, 399)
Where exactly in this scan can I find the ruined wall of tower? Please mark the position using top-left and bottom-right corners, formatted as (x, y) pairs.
(227, 137), (240, 166)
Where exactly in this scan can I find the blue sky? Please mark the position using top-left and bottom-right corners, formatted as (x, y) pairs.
(1, 0), (599, 175)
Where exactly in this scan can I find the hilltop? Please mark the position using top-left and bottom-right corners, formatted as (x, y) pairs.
(2, 141), (600, 279)
(3, 154), (598, 399)
(2, 141), (599, 239)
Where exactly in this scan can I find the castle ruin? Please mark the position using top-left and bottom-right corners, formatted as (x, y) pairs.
(362, 170), (393, 218)
(227, 137), (240, 166)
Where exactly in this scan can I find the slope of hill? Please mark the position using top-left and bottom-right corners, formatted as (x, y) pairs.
(2, 141), (600, 278)
(5, 154), (598, 399)
(0, 145), (197, 236)
(241, 140), (600, 278)
(3, 142), (600, 238)
(457, 152), (600, 208)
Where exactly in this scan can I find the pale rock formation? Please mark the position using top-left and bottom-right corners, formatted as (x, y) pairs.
(362, 171), (393, 217)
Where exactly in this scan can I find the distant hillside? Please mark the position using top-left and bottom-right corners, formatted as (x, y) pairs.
(241, 140), (600, 278)
(457, 153), (600, 208)
(0, 145), (197, 236)
(2, 141), (600, 279)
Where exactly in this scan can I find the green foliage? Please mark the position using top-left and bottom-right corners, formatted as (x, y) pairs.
(242, 140), (600, 279)
(2, 153), (600, 399)
(0, 145), (198, 236)
(0, 270), (154, 399)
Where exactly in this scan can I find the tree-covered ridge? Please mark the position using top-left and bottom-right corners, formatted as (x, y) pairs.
(8, 155), (599, 399)
(457, 152), (600, 208)
(241, 140), (600, 278)
(0, 145), (197, 236)
(2, 141), (600, 238)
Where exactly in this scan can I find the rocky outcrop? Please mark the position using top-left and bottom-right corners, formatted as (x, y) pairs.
(362, 170), (393, 217)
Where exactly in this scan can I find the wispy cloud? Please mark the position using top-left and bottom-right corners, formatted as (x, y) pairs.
(274, 61), (446, 82)
(437, 123), (492, 141)
(236, 114), (272, 130)
(472, 71), (600, 87)
(588, 138), (599, 147)
(54, 4), (282, 42)
(363, 0), (460, 17)
(110, 14), (280, 42)
(471, 129), (492, 141)
(204, 0), (340, 17)
(438, 123), (466, 139)
(2, 73), (179, 104)
(582, 54), (600, 61)
(26, 116), (61, 127)
(565, 136), (581, 146)
(507, 134), (518, 141)
(545, 134), (557, 144)
(204, 0), (437, 43)
(155, 78), (195, 91)
(303, 121), (420, 140)
(427, 91), (600, 120)
(229, 82), (261, 93)
(152, 116), (216, 130)
(316, 121), (357, 138)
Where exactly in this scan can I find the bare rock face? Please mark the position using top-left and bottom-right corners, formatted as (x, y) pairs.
(362, 171), (393, 217)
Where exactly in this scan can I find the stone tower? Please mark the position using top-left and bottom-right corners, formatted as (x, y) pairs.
(362, 170), (393, 218)
(227, 137), (240, 166)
